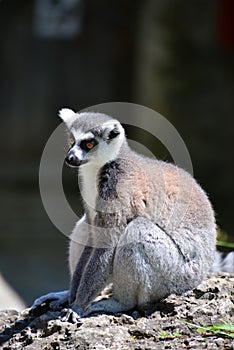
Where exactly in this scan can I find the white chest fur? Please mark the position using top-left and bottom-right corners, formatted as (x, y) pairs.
(79, 163), (101, 223)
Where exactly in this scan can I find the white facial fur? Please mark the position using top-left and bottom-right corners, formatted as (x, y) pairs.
(86, 120), (125, 166)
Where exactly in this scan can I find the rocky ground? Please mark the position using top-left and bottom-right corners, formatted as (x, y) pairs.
(0, 273), (233, 350)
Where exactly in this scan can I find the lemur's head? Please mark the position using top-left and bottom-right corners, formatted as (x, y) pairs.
(59, 108), (125, 167)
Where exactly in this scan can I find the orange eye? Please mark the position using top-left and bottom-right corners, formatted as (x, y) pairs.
(86, 142), (94, 149)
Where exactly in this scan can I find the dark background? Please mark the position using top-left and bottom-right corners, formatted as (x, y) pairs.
(0, 0), (234, 306)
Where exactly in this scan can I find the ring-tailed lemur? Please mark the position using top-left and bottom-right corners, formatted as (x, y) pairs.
(32, 108), (234, 318)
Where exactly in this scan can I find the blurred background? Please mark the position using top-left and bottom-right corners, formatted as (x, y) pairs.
(0, 0), (234, 308)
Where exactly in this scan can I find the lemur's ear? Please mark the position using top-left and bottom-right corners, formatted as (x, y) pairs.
(102, 120), (123, 141)
(108, 125), (121, 139)
(59, 108), (76, 127)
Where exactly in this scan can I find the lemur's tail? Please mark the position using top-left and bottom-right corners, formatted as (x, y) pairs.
(210, 251), (234, 273)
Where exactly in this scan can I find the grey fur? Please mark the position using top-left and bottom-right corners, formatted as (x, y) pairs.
(66, 112), (217, 317)
(70, 112), (111, 134)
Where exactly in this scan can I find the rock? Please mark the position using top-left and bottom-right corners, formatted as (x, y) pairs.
(0, 273), (233, 349)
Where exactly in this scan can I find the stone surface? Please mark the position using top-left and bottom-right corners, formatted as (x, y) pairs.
(0, 273), (233, 349)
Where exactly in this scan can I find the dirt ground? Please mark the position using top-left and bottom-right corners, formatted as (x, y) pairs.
(0, 273), (233, 349)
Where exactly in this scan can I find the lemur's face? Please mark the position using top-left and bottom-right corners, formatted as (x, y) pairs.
(59, 109), (125, 167)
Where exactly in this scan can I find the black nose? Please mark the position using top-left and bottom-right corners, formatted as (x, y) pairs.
(65, 152), (81, 167)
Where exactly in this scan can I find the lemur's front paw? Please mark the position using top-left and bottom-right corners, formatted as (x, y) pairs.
(31, 291), (69, 311)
